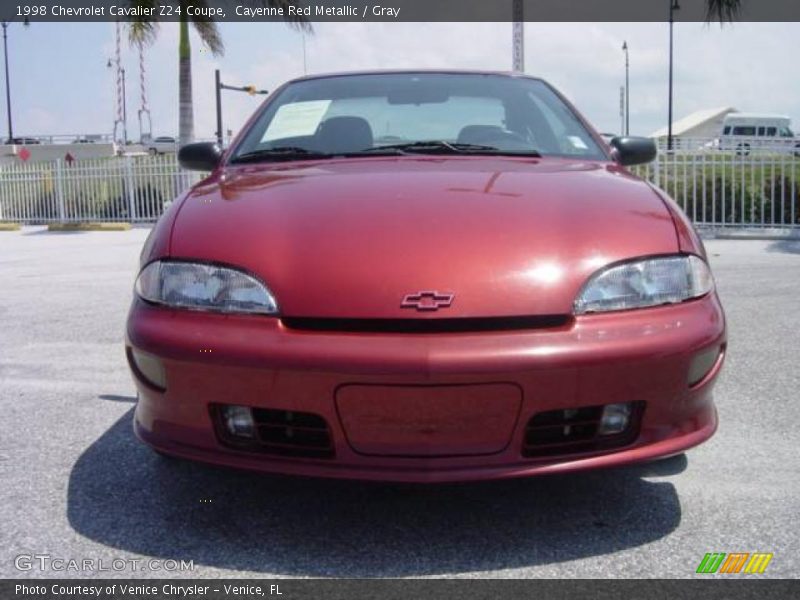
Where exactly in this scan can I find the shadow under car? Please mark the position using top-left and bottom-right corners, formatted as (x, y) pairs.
(66, 406), (684, 577)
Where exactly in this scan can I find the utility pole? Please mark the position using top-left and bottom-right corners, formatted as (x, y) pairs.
(619, 86), (625, 137)
(215, 69), (223, 146)
(2, 20), (26, 142)
(622, 41), (630, 136)
(512, 0), (524, 72)
(2, 22), (12, 142)
(668, 0), (680, 151)
(121, 68), (127, 145)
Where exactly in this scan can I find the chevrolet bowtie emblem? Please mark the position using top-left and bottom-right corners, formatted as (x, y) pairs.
(400, 291), (455, 311)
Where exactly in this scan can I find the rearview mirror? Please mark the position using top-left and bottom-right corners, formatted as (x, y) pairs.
(178, 142), (223, 171)
(609, 136), (657, 166)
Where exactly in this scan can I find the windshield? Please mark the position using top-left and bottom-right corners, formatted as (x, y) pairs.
(230, 73), (606, 162)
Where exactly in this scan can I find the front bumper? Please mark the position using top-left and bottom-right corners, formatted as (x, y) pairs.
(127, 294), (726, 483)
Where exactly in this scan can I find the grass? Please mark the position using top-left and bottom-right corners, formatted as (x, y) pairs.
(47, 222), (132, 231)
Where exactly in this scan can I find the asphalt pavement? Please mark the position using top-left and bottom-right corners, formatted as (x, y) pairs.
(0, 227), (798, 578)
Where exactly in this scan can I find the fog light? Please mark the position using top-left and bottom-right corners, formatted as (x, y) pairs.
(221, 405), (256, 439)
(598, 403), (632, 435)
(128, 348), (166, 390)
(688, 345), (721, 386)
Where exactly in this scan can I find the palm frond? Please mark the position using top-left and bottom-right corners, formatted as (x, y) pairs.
(191, 18), (225, 56)
(705, 0), (742, 24)
(126, 0), (160, 46)
(128, 20), (160, 47)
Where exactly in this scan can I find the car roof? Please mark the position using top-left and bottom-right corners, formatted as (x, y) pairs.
(286, 69), (543, 84)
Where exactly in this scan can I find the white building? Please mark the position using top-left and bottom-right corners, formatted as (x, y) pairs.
(650, 106), (738, 142)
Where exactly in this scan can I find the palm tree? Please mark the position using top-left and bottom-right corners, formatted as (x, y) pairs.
(128, 1), (308, 146)
(705, 0), (742, 23)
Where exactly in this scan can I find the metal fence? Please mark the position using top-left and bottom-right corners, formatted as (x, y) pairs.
(0, 155), (201, 223)
(633, 138), (800, 230)
(1, 138), (799, 230)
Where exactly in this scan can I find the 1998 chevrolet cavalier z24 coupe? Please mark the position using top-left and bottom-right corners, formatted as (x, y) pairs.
(126, 71), (726, 482)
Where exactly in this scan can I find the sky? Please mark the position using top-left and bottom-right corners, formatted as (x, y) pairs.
(3, 21), (798, 141)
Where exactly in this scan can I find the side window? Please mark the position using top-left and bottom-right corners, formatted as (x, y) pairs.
(766, 127), (777, 137)
(723, 126), (731, 135)
(756, 127), (765, 136)
(733, 126), (756, 136)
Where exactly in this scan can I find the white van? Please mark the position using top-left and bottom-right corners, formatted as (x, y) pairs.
(719, 113), (799, 155)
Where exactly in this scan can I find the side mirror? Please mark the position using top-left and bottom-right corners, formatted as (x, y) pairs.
(178, 142), (223, 171)
(609, 136), (657, 166)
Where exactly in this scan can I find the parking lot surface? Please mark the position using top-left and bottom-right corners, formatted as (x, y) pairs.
(0, 227), (798, 578)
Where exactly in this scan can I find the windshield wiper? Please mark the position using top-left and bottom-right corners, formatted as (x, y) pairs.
(357, 140), (541, 157)
(231, 141), (542, 163)
(230, 147), (331, 164)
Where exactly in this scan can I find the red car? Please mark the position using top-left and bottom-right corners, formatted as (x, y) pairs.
(127, 71), (726, 482)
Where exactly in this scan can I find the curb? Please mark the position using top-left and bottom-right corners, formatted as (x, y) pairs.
(697, 227), (800, 242)
(47, 222), (132, 232)
(0, 222), (21, 231)
(712, 234), (800, 241)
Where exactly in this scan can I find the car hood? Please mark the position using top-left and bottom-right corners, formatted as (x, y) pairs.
(170, 157), (677, 318)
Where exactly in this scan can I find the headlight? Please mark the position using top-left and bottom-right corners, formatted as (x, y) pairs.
(574, 255), (713, 314)
(135, 260), (278, 314)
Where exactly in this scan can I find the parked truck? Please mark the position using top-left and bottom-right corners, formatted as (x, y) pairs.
(718, 113), (800, 156)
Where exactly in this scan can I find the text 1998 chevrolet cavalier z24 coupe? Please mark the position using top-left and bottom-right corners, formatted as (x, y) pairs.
(126, 71), (726, 483)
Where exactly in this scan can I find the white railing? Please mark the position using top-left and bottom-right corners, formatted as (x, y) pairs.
(1, 138), (799, 229)
(0, 155), (202, 223)
(633, 138), (800, 230)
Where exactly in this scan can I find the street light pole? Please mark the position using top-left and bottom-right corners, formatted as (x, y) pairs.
(2, 22), (14, 142)
(121, 68), (128, 146)
(668, 0), (680, 152)
(622, 41), (630, 136)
